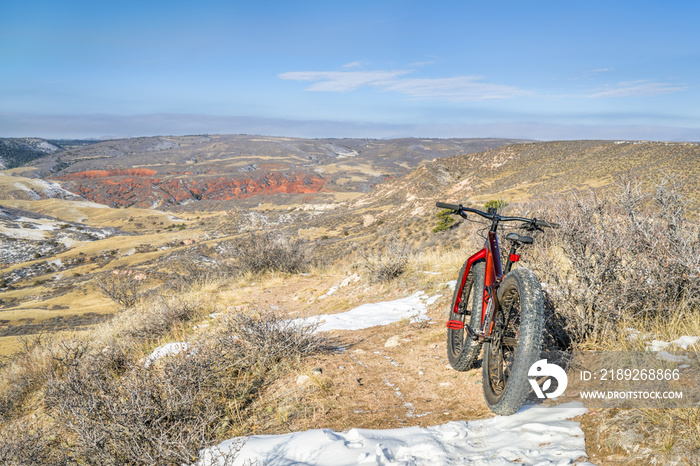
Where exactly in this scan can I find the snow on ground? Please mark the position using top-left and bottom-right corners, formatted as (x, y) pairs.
(646, 335), (700, 351)
(198, 402), (591, 466)
(644, 335), (699, 363)
(0, 224), (48, 240)
(143, 342), (190, 368)
(16, 216), (59, 230)
(315, 273), (361, 301)
(143, 279), (594, 465)
(195, 288), (592, 465)
(11, 178), (79, 200)
(295, 291), (440, 332)
(627, 329), (700, 352)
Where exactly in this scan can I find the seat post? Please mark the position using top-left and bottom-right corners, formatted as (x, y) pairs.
(504, 242), (520, 274)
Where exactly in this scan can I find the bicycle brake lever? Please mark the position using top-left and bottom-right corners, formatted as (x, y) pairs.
(521, 221), (543, 233)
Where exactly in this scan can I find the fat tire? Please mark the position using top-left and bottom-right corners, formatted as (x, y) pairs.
(446, 260), (484, 371)
(482, 267), (544, 415)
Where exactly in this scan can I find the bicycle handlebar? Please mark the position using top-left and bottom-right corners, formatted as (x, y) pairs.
(436, 201), (559, 229)
(436, 202), (460, 211)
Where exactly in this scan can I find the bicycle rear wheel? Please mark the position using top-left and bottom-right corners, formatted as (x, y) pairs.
(482, 267), (543, 415)
(446, 260), (484, 371)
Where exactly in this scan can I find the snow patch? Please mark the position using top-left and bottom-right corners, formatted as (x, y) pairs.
(669, 335), (700, 349)
(198, 402), (590, 466)
(48, 258), (63, 268)
(0, 226), (48, 241)
(647, 340), (670, 352)
(315, 273), (360, 300)
(645, 335), (699, 364)
(16, 217), (59, 231)
(144, 342), (190, 368)
(646, 336), (700, 352)
(656, 350), (690, 363)
(296, 292), (435, 332)
(318, 286), (339, 300)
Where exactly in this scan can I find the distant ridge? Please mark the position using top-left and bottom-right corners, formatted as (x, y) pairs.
(0, 138), (62, 170)
(6, 135), (524, 209)
(350, 140), (700, 216)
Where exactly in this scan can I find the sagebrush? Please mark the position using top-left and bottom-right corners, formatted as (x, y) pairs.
(0, 280), (329, 465)
(523, 175), (700, 345)
(216, 232), (312, 276)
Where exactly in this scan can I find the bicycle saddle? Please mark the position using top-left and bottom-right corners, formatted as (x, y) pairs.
(505, 232), (533, 244)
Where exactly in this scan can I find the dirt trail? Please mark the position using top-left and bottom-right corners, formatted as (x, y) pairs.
(230, 273), (674, 465)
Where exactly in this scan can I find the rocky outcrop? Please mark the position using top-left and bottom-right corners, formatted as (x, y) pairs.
(53, 169), (326, 208)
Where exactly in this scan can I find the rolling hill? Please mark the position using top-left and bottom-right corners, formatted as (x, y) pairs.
(346, 139), (700, 218)
(9, 135), (525, 210)
(1, 137), (699, 465)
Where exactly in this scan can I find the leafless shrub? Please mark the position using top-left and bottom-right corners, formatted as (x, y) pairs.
(95, 269), (145, 308)
(0, 335), (51, 419)
(50, 339), (88, 368)
(214, 309), (331, 365)
(0, 418), (64, 466)
(216, 232), (312, 276)
(37, 305), (328, 465)
(45, 349), (228, 465)
(524, 174), (700, 344)
(361, 241), (413, 282)
(123, 293), (203, 342)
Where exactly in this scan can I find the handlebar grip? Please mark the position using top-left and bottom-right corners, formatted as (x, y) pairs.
(536, 219), (560, 229)
(436, 202), (460, 211)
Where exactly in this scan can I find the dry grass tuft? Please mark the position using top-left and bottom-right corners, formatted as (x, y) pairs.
(360, 240), (413, 283)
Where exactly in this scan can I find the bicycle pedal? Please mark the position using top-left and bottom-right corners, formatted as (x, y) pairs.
(446, 320), (464, 330)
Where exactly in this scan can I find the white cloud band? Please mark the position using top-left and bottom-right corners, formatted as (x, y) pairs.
(588, 80), (686, 98)
(279, 69), (527, 101)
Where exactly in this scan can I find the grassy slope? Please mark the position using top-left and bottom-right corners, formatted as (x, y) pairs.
(1, 139), (699, 463)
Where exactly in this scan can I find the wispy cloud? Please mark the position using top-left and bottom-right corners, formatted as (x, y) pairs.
(279, 68), (528, 101)
(383, 76), (529, 100)
(568, 67), (614, 81)
(279, 70), (411, 92)
(588, 80), (686, 98)
(408, 60), (436, 68)
(342, 61), (364, 69)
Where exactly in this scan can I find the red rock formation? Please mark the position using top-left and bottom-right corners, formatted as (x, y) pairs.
(54, 170), (326, 208)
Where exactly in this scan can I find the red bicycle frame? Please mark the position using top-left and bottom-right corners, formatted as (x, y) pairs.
(452, 230), (504, 341)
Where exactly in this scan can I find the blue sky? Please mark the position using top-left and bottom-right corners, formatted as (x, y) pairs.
(1, 0), (699, 140)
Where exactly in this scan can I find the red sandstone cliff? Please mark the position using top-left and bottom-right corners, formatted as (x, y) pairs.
(54, 169), (326, 208)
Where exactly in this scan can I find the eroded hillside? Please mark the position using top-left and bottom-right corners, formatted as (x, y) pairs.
(3, 139), (698, 356)
(10, 135), (524, 210)
(348, 140), (700, 221)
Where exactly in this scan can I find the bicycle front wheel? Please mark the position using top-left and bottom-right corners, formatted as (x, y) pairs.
(446, 260), (484, 371)
(482, 267), (544, 415)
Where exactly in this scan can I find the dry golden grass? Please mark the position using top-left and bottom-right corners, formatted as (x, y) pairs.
(2, 141), (699, 462)
(0, 198), (177, 229)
